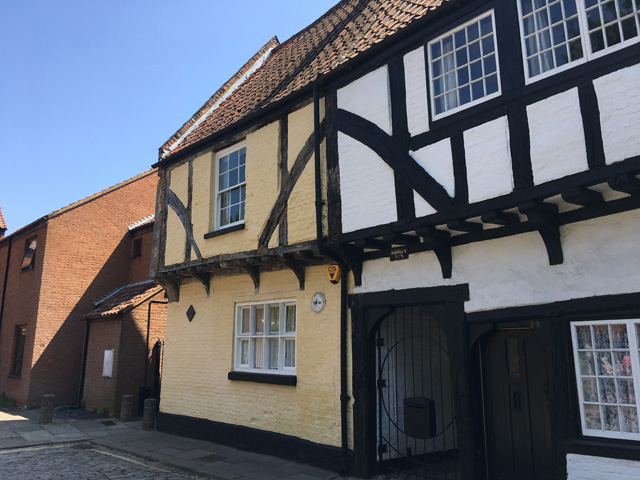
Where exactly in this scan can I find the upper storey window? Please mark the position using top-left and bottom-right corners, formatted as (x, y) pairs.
(428, 11), (501, 119)
(518, 0), (640, 82)
(216, 145), (246, 229)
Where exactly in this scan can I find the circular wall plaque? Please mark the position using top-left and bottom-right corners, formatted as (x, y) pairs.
(311, 292), (326, 313)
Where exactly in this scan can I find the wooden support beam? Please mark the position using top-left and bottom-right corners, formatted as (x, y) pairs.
(283, 254), (305, 290)
(341, 244), (363, 287)
(561, 187), (604, 207)
(481, 211), (520, 226)
(608, 173), (640, 195)
(415, 227), (452, 279)
(519, 202), (563, 265)
(240, 266), (260, 293)
(193, 273), (211, 297)
(355, 238), (388, 249)
(382, 233), (420, 246)
(446, 219), (483, 233)
(155, 276), (180, 303)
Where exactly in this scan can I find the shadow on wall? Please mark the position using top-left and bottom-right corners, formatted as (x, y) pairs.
(27, 232), (134, 406)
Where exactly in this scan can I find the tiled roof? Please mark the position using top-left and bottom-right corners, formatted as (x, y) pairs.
(161, 37), (280, 157)
(84, 280), (163, 319)
(161, 0), (445, 161)
(128, 214), (155, 231)
(0, 206), (6, 231)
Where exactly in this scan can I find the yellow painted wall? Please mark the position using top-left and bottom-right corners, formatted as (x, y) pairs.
(165, 162), (189, 266)
(160, 265), (343, 447)
(188, 121), (280, 258)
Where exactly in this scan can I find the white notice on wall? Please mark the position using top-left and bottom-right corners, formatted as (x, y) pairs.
(102, 349), (114, 378)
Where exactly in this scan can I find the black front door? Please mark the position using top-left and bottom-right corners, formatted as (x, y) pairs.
(481, 328), (554, 480)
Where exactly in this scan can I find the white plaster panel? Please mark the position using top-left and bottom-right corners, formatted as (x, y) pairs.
(411, 139), (455, 197)
(338, 132), (397, 232)
(337, 65), (392, 135)
(567, 454), (640, 480)
(464, 116), (514, 203)
(355, 209), (640, 313)
(403, 47), (429, 136)
(414, 192), (437, 217)
(528, 88), (588, 185)
(593, 63), (640, 165)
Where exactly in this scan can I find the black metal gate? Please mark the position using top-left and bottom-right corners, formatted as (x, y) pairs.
(376, 306), (460, 479)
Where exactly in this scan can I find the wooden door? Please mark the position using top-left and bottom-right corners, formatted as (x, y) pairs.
(481, 329), (554, 480)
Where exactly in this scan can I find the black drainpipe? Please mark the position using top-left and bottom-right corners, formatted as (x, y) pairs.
(145, 299), (168, 383)
(78, 319), (91, 403)
(0, 236), (13, 333)
(313, 81), (351, 475)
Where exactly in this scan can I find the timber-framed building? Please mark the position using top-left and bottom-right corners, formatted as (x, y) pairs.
(152, 0), (640, 478)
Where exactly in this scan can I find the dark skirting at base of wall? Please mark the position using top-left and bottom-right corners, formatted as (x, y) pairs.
(156, 412), (345, 473)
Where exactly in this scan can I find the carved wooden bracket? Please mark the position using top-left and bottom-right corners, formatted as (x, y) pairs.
(241, 266), (261, 293)
(283, 254), (305, 290)
(417, 227), (452, 279)
(155, 276), (180, 303)
(519, 201), (563, 265)
(341, 244), (363, 287)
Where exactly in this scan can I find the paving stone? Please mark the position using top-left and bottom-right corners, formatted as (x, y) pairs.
(18, 430), (57, 443)
(174, 448), (218, 460)
(154, 446), (185, 455)
(218, 460), (268, 474)
(42, 423), (82, 434)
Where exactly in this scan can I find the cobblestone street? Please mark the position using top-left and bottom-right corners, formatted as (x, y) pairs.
(0, 442), (205, 480)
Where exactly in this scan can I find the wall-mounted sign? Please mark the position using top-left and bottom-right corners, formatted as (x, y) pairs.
(311, 292), (326, 313)
(390, 247), (409, 261)
(326, 264), (341, 284)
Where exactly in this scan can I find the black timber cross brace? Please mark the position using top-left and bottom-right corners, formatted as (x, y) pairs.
(519, 201), (563, 265)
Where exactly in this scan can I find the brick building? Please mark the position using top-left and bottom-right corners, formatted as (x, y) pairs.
(80, 217), (167, 417)
(0, 207), (6, 239)
(0, 170), (158, 407)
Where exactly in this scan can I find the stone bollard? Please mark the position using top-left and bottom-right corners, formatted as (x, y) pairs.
(40, 394), (54, 425)
(142, 398), (157, 430)
(120, 395), (133, 423)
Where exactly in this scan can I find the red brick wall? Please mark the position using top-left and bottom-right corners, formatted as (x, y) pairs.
(82, 318), (121, 415)
(0, 226), (47, 405)
(128, 228), (154, 285)
(0, 171), (158, 407)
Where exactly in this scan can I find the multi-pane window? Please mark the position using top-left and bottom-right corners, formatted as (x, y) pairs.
(216, 145), (246, 229)
(429, 11), (500, 117)
(519, 0), (640, 81)
(11, 326), (26, 376)
(571, 320), (640, 440)
(235, 301), (296, 374)
(584, 0), (640, 53)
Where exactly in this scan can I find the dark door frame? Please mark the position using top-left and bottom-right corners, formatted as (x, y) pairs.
(349, 284), (482, 479)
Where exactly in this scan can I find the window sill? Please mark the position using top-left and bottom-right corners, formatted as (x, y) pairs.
(204, 223), (245, 239)
(228, 371), (296, 386)
(7, 374), (21, 379)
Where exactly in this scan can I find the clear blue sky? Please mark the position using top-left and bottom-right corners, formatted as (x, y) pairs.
(0, 0), (338, 234)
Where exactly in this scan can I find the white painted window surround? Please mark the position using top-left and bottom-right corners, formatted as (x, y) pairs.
(215, 144), (246, 230)
(517, 0), (640, 83)
(571, 320), (640, 440)
(428, 10), (501, 119)
(235, 300), (296, 374)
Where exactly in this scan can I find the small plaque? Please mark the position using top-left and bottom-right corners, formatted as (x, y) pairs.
(390, 247), (409, 261)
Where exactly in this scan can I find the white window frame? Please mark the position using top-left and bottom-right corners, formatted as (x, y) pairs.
(215, 143), (246, 231)
(518, 0), (640, 83)
(571, 319), (640, 440)
(234, 300), (297, 375)
(427, 10), (502, 120)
